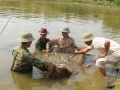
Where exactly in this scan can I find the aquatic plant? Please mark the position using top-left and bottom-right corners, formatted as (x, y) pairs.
(115, 69), (120, 90)
(0, 18), (11, 35)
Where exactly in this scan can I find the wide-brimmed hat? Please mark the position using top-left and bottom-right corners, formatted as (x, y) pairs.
(60, 26), (70, 33)
(38, 28), (49, 34)
(81, 32), (95, 42)
(18, 31), (35, 42)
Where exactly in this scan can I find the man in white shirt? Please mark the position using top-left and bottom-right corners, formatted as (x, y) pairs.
(75, 32), (120, 76)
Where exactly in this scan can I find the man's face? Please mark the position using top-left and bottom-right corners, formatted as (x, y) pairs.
(85, 41), (92, 46)
(62, 32), (69, 38)
(27, 41), (32, 47)
(40, 34), (47, 39)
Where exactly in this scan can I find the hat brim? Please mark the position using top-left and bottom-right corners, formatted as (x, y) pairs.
(39, 33), (49, 34)
(18, 37), (35, 42)
(61, 31), (70, 33)
(81, 36), (95, 42)
(39, 32), (49, 34)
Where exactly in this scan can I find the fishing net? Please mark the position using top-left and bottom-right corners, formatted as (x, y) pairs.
(46, 63), (73, 79)
(35, 46), (85, 79)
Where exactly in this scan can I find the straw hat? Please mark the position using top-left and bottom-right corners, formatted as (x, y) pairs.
(60, 26), (70, 33)
(38, 28), (49, 34)
(18, 31), (35, 42)
(81, 32), (95, 42)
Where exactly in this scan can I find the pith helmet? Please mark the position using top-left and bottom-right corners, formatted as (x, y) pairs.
(18, 31), (35, 42)
(61, 26), (70, 33)
(81, 32), (95, 42)
(38, 28), (49, 34)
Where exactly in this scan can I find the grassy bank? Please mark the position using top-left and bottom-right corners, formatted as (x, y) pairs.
(4, 0), (120, 7)
(0, 0), (120, 31)
(115, 71), (120, 90)
(39, 0), (120, 7)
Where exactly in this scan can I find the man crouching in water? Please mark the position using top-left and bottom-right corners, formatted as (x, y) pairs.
(75, 32), (120, 76)
(11, 31), (76, 79)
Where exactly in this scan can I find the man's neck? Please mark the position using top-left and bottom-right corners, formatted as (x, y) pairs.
(21, 44), (28, 48)
(63, 36), (69, 39)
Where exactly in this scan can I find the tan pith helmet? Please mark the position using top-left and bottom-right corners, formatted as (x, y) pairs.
(60, 26), (70, 33)
(18, 31), (35, 42)
(81, 32), (95, 42)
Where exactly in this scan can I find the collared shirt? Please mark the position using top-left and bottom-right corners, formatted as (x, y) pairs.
(35, 38), (50, 51)
(89, 37), (120, 57)
(46, 36), (77, 49)
(11, 46), (48, 73)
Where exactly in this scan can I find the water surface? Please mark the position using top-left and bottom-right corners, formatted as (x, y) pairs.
(0, 1), (120, 90)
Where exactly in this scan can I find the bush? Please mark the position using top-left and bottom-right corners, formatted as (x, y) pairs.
(114, 0), (120, 6)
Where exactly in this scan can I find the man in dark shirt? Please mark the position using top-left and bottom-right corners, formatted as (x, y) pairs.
(34, 28), (50, 54)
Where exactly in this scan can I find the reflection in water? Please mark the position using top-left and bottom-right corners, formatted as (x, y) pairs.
(12, 71), (70, 90)
(12, 72), (33, 90)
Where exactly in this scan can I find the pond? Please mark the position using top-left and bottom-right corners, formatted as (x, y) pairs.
(0, 1), (120, 90)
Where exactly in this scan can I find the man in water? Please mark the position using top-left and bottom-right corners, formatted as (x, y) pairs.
(35, 28), (50, 52)
(75, 32), (120, 76)
(46, 26), (78, 53)
(11, 31), (53, 73)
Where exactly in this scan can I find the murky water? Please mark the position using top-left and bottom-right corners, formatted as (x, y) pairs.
(0, 1), (120, 90)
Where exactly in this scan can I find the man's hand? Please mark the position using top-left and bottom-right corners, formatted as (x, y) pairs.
(75, 48), (90, 54)
(75, 49), (79, 54)
(46, 48), (50, 53)
(32, 52), (36, 56)
(99, 53), (107, 58)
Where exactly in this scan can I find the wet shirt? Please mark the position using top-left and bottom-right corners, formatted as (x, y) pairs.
(35, 38), (50, 51)
(89, 37), (120, 57)
(11, 46), (48, 73)
(46, 36), (77, 49)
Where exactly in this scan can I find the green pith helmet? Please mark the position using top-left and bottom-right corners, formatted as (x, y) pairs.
(18, 31), (35, 42)
(60, 26), (70, 33)
(81, 32), (95, 42)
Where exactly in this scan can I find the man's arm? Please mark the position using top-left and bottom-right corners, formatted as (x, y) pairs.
(27, 53), (49, 71)
(99, 67), (106, 76)
(46, 38), (59, 53)
(72, 39), (78, 48)
(75, 47), (91, 54)
(46, 41), (51, 53)
(99, 40), (110, 58)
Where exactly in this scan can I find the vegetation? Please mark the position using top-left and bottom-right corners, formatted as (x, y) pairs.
(3, 0), (120, 7)
(0, 0), (120, 33)
(115, 70), (120, 90)
(0, 18), (11, 35)
(39, 0), (120, 6)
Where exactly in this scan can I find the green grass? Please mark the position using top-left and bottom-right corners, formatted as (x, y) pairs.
(115, 70), (120, 90)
